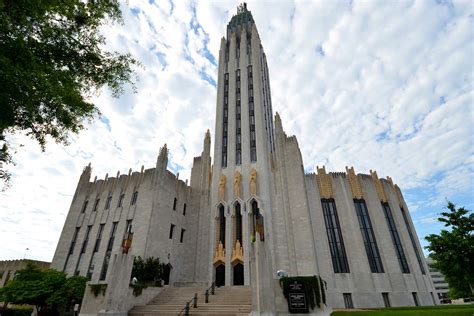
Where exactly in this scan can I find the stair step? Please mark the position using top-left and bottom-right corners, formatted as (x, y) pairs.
(129, 285), (252, 316)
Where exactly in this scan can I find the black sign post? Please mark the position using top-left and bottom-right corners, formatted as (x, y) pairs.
(287, 281), (309, 313)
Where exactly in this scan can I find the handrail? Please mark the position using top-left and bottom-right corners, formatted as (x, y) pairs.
(177, 282), (215, 315)
(204, 282), (215, 303)
(178, 293), (198, 316)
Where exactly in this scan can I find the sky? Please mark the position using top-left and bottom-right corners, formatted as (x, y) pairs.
(0, 0), (473, 262)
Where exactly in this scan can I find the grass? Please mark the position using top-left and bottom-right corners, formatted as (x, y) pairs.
(331, 304), (474, 316)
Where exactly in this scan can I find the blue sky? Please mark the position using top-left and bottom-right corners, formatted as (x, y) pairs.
(0, 0), (472, 261)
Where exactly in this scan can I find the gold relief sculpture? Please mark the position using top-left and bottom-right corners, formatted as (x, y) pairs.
(370, 170), (388, 203)
(249, 168), (257, 195)
(234, 171), (241, 198)
(316, 166), (333, 199)
(346, 166), (364, 199)
(231, 240), (244, 265)
(213, 241), (225, 265)
(218, 174), (226, 201)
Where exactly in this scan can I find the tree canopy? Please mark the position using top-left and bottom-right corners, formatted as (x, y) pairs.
(0, 0), (138, 188)
(0, 263), (88, 311)
(425, 201), (474, 298)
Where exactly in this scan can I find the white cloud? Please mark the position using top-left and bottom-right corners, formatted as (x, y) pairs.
(0, 0), (473, 261)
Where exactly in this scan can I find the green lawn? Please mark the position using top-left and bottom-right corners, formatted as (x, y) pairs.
(331, 304), (474, 316)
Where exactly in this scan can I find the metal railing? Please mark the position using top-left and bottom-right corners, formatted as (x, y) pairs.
(204, 282), (215, 303)
(178, 282), (215, 316)
(178, 293), (198, 316)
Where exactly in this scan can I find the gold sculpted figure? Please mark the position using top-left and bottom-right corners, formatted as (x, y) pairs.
(218, 174), (226, 200)
(250, 168), (257, 195)
(234, 171), (241, 198)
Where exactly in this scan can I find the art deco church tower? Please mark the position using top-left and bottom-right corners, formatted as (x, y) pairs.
(210, 3), (280, 287)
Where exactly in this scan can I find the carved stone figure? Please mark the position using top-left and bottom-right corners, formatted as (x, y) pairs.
(218, 174), (226, 200)
(249, 168), (257, 195)
(234, 171), (241, 198)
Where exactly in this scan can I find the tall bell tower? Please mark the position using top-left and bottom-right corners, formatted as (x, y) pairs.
(209, 2), (277, 291)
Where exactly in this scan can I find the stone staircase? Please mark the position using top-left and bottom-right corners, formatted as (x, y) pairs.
(128, 285), (252, 316)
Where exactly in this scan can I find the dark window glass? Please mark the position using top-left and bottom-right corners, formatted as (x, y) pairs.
(75, 225), (92, 275)
(235, 203), (242, 242)
(100, 222), (117, 281)
(412, 292), (419, 306)
(81, 200), (88, 213)
(382, 202), (410, 273)
(169, 224), (175, 239)
(183, 203), (187, 216)
(219, 205), (225, 246)
(343, 293), (354, 309)
(173, 198), (177, 210)
(92, 199), (100, 212)
(105, 196), (112, 209)
(118, 193), (124, 207)
(401, 207), (426, 274)
(131, 191), (138, 205)
(382, 293), (391, 307)
(64, 227), (80, 271)
(248, 65), (257, 162)
(354, 199), (384, 273)
(222, 72), (229, 168)
(93, 224), (105, 252)
(107, 222), (118, 251)
(321, 198), (350, 273)
(180, 229), (185, 243)
(68, 227), (80, 255)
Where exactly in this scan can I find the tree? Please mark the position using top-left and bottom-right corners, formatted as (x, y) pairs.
(0, 263), (88, 312)
(425, 201), (474, 298)
(0, 0), (138, 189)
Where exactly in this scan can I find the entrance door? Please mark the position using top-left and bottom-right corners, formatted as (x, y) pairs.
(215, 264), (225, 287)
(163, 263), (171, 285)
(233, 263), (244, 285)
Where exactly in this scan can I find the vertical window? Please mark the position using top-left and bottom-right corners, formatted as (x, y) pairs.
(236, 69), (242, 165)
(81, 200), (88, 213)
(93, 224), (105, 252)
(173, 198), (177, 210)
(382, 202), (410, 273)
(235, 203), (242, 243)
(219, 205), (226, 246)
(322, 199), (350, 273)
(100, 222), (117, 281)
(401, 207), (426, 274)
(75, 225), (92, 275)
(354, 199), (384, 273)
(125, 220), (133, 234)
(183, 203), (187, 216)
(343, 293), (354, 309)
(180, 229), (185, 243)
(105, 196), (112, 210)
(248, 65), (257, 162)
(412, 292), (419, 306)
(131, 191), (138, 205)
(222, 73), (229, 167)
(118, 193), (124, 207)
(382, 293), (391, 307)
(92, 199), (100, 212)
(64, 227), (80, 271)
(169, 224), (175, 239)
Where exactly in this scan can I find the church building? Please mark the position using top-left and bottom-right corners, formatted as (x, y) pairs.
(51, 4), (438, 315)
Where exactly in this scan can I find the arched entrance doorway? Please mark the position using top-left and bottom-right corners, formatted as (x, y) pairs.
(215, 264), (225, 287)
(163, 263), (172, 285)
(233, 263), (244, 285)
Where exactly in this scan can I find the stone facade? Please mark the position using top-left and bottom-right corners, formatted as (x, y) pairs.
(51, 4), (438, 315)
(0, 259), (50, 288)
